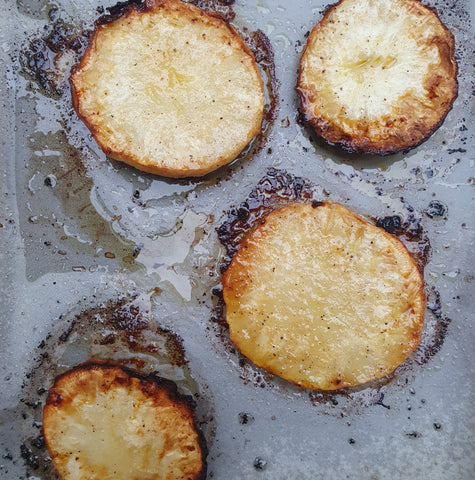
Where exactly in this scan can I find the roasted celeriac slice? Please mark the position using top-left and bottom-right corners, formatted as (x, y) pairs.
(223, 202), (425, 390)
(43, 361), (206, 480)
(70, 0), (264, 178)
(297, 0), (457, 154)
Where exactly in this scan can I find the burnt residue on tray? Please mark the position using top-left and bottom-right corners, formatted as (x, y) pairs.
(375, 213), (431, 273)
(18, 293), (211, 478)
(53, 295), (189, 370)
(212, 168), (449, 410)
(217, 168), (314, 270)
(191, 0), (236, 22)
(414, 287), (452, 365)
(244, 29), (279, 144)
(19, 13), (90, 97)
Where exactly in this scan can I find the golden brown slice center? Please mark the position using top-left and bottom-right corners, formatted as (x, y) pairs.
(223, 202), (425, 390)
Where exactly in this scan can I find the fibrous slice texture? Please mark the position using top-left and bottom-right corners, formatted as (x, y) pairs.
(43, 361), (206, 480)
(297, 0), (457, 154)
(223, 202), (425, 390)
(70, 0), (264, 177)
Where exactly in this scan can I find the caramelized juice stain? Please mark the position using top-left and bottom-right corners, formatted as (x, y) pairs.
(191, 0), (236, 23)
(19, 13), (90, 97)
(17, 130), (138, 280)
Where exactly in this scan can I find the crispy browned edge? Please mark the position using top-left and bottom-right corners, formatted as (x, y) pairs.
(43, 359), (207, 480)
(222, 201), (427, 390)
(295, 0), (458, 156)
(70, 0), (264, 178)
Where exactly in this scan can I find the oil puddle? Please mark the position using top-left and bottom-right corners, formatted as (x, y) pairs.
(17, 129), (138, 281)
(15, 0), (278, 294)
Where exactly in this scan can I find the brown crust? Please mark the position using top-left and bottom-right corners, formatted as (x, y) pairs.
(43, 359), (207, 480)
(296, 0), (458, 155)
(70, 0), (264, 178)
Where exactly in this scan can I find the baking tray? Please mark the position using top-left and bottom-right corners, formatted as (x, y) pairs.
(0, 0), (474, 478)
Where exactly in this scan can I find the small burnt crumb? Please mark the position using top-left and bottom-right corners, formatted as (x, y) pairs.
(20, 444), (40, 470)
(48, 7), (59, 21)
(237, 204), (250, 221)
(31, 434), (45, 450)
(253, 457), (267, 471)
(99, 333), (116, 345)
(23, 400), (42, 410)
(405, 431), (421, 438)
(133, 190), (140, 199)
(424, 200), (447, 219)
(238, 412), (255, 425)
(348, 438), (356, 445)
(375, 392), (391, 410)
(312, 200), (323, 208)
(433, 422), (442, 430)
(211, 286), (223, 297)
(2, 452), (13, 461)
(43, 177), (53, 187)
(376, 215), (402, 234)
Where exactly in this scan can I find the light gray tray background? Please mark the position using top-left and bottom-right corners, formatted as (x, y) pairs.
(1, 0), (474, 478)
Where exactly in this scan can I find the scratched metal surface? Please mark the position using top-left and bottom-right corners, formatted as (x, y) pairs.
(0, 0), (474, 478)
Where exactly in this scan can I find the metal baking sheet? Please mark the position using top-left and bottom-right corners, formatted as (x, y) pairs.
(1, 0), (474, 478)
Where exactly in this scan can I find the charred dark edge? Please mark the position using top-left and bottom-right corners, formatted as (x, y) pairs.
(297, 95), (459, 157)
(96, 0), (150, 25)
(45, 359), (208, 478)
(296, 0), (459, 157)
(46, 359), (192, 407)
